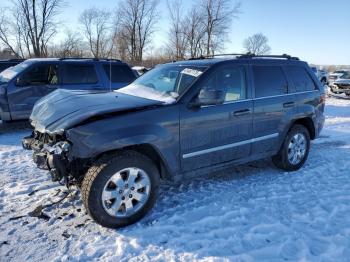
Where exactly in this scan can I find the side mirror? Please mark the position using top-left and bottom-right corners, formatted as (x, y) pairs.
(190, 89), (225, 107)
(16, 77), (28, 87)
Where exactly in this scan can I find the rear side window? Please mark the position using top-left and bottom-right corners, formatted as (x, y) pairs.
(286, 66), (316, 92)
(103, 64), (135, 83)
(62, 64), (98, 84)
(253, 66), (288, 98)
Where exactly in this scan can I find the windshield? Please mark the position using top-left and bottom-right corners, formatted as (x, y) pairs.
(117, 64), (207, 104)
(0, 60), (32, 83)
(334, 70), (346, 74)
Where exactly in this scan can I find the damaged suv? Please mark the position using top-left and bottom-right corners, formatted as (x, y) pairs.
(23, 54), (325, 228)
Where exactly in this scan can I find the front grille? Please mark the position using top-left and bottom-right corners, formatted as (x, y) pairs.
(334, 84), (350, 89)
(33, 131), (63, 144)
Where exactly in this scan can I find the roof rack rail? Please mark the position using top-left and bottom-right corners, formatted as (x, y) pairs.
(58, 57), (122, 62)
(207, 53), (253, 58)
(188, 53), (299, 61)
(239, 53), (300, 60)
(0, 58), (25, 62)
(188, 53), (252, 60)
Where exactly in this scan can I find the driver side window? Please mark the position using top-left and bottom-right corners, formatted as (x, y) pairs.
(201, 65), (246, 103)
(18, 64), (59, 86)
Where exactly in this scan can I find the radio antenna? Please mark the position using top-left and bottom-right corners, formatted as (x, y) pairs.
(109, 58), (112, 92)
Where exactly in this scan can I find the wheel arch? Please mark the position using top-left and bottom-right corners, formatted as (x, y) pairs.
(96, 143), (173, 181)
(291, 117), (316, 140)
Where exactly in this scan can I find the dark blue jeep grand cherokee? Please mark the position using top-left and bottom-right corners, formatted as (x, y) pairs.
(0, 58), (136, 121)
(23, 54), (325, 228)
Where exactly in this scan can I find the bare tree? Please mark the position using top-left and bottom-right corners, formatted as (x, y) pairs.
(183, 6), (206, 58)
(166, 0), (187, 59)
(0, 10), (19, 57)
(80, 8), (114, 58)
(243, 33), (271, 55)
(0, 0), (65, 58)
(200, 0), (241, 56)
(50, 30), (85, 57)
(117, 0), (159, 62)
(112, 28), (129, 60)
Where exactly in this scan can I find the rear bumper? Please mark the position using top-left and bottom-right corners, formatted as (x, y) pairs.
(317, 115), (325, 137)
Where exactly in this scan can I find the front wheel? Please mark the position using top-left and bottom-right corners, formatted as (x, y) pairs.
(272, 125), (310, 171)
(81, 151), (160, 228)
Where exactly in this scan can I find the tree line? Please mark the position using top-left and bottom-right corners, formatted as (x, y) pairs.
(0, 0), (271, 64)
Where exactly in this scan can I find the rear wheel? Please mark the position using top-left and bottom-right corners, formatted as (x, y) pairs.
(272, 125), (310, 171)
(81, 151), (159, 228)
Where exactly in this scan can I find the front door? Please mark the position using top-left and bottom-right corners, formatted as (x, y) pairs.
(7, 63), (60, 120)
(180, 64), (253, 171)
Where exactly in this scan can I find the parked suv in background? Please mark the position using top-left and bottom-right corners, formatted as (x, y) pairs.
(310, 66), (328, 86)
(0, 58), (136, 121)
(330, 71), (350, 96)
(0, 59), (25, 72)
(23, 54), (325, 228)
(328, 70), (348, 93)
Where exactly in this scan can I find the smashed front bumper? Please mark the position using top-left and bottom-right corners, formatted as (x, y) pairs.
(22, 134), (70, 182)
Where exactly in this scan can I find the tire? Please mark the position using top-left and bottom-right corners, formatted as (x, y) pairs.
(272, 124), (310, 171)
(81, 151), (160, 228)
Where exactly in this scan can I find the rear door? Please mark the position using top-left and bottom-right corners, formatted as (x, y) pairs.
(180, 63), (253, 171)
(251, 64), (297, 155)
(7, 62), (60, 120)
(60, 63), (101, 90)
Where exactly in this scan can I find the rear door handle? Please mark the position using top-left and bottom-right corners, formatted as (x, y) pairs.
(283, 102), (295, 108)
(232, 109), (251, 116)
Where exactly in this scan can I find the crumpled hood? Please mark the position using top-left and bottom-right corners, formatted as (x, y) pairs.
(30, 89), (162, 133)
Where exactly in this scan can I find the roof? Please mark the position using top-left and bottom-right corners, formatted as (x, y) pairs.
(168, 54), (305, 67)
(0, 59), (25, 63)
(25, 58), (125, 64)
(170, 58), (224, 67)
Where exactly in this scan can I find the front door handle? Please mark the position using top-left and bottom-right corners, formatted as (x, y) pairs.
(283, 102), (295, 108)
(232, 109), (251, 116)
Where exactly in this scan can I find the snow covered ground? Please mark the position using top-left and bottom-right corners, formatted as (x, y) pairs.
(1, 97), (350, 262)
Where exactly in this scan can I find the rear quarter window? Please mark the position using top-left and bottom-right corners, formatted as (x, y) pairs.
(253, 66), (288, 98)
(103, 64), (135, 83)
(285, 66), (316, 92)
(61, 64), (98, 85)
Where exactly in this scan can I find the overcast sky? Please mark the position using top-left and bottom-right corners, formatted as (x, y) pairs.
(2, 0), (350, 65)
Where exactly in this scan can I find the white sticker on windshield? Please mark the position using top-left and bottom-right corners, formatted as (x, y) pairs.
(181, 68), (203, 77)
